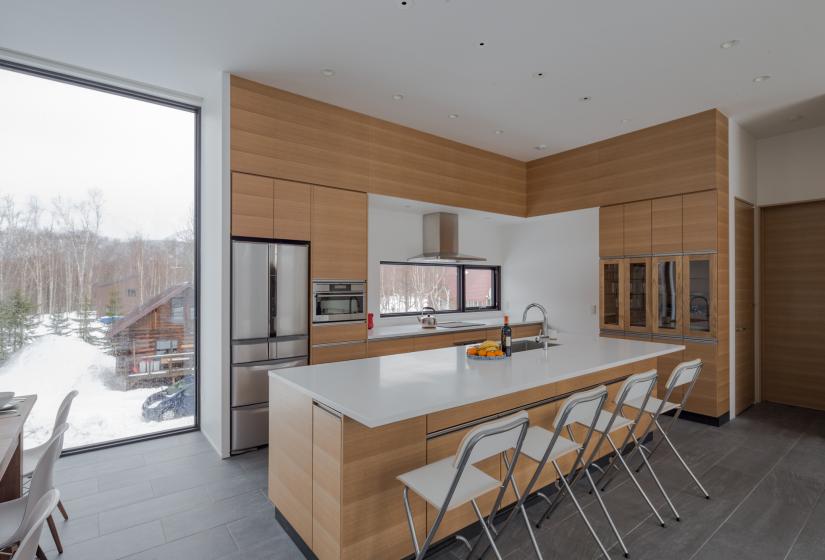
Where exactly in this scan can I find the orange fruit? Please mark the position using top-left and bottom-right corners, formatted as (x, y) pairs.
(467, 347), (478, 356)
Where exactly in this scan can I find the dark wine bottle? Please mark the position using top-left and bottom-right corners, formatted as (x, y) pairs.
(501, 315), (512, 357)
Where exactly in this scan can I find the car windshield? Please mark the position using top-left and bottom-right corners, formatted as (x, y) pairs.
(165, 377), (192, 396)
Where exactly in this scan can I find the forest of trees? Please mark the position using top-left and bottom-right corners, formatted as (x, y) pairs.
(0, 190), (194, 363)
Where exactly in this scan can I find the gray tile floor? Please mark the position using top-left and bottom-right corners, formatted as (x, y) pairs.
(42, 403), (825, 560)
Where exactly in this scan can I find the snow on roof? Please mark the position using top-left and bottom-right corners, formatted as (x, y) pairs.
(109, 283), (192, 336)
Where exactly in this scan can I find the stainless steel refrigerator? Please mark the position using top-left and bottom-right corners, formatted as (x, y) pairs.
(231, 240), (308, 453)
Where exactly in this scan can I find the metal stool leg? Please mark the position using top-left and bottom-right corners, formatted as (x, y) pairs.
(583, 467), (629, 558)
(471, 499), (504, 560)
(606, 432), (666, 527)
(629, 432), (680, 521)
(549, 460), (610, 560)
(654, 419), (710, 499)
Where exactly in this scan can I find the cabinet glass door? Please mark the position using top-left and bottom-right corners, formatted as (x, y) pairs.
(684, 255), (715, 337)
(652, 256), (682, 334)
(626, 258), (651, 332)
(600, 260), (625, 330)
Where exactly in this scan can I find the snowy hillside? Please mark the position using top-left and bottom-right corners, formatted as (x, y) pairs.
(0, 335), (192, 448)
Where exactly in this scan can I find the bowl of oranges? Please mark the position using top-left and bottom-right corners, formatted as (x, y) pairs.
(466, 340), (507, 360)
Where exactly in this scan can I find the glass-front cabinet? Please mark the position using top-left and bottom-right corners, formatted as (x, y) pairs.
(625, 258), (651, 332)
(652, 256), (682, 335)
(600, 259), (625, 330)
(684, 254), (715, 338)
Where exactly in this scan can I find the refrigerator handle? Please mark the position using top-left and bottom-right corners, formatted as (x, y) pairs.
(270, 245), (277, 338)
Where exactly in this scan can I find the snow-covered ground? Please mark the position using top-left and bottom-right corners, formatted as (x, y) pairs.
(0, 335), (193, 448)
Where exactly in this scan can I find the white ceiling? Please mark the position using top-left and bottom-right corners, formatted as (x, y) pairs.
(2, 0), (824, 160)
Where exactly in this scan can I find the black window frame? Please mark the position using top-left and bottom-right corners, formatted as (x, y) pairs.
(379, 261), (501, 317)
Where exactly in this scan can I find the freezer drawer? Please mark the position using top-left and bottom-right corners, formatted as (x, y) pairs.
(231, 403), (268, 451)
(232, 341), (269, 364)
(231, 358), (307, 407)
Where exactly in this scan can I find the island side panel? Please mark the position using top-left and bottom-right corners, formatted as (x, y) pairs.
(341, 415), (427, 560)
(313, 405), (343, 560)
(269, 377), (314, 547)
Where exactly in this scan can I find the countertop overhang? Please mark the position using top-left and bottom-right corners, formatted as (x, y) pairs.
(271, 334), (685, 428)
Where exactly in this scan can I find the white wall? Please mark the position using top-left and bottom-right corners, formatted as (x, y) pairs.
(757, 124), (825, 206)
(368, 199), (599, 335)
(728, 120), (757, 418)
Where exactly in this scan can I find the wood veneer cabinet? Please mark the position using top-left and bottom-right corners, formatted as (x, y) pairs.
(311, 186), (367, 281)
(683, 254), (716, 339)
(682, 190), (717, 252)
(273, 178), (311, 241)
(231, 172), (274, 238)
(311, 341), (367, 365)
(651, 256), (683, 335)
(623, 200), (652, 255)
(600, 259), (626, 330)
(366, 338), (415, 358)
(625, 258), (652, 333)
(599, 205), (624, 257)
(651, 195), (683, 253)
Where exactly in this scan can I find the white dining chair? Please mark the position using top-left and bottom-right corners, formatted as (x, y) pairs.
(10, 490), (60, 560)
(23, 390), (77, 522)
(0, 424), (68, 557)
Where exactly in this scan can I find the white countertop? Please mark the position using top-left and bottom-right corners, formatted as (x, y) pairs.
(367, 317), (542, 341)
(271, 334), (684, 428)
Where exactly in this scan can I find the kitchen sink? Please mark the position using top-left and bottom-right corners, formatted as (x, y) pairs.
(511, 338), (561, 353)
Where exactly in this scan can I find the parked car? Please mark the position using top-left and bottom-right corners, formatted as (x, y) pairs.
(142, 375), (195, 421)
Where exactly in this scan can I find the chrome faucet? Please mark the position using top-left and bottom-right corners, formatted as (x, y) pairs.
(522, 303), (551, 350)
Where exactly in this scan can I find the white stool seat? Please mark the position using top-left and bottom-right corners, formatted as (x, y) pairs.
(519, 426), (580, 463)
(398, 457), (500, 511)
(592, 410), (634, 434)
(624, 396), (678, 415)
(0, 497), (26, 548)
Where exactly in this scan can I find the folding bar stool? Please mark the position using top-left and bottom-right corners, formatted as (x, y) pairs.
(588, 370), (668, 531)
(619, 359), (710, 521)
(491, 386), (611, 560)
(397, 411), (529, 560)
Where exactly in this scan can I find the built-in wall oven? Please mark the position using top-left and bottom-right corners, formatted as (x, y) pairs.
(312, 281), (366, 324)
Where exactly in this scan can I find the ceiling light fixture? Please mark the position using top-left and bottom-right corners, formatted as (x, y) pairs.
(532, 72), (545, 79)
(579, 96), (592, 102)
(392, 94), (404, 101)
(398, 0), (412, 7)
(534, 144), (547, 151)
(753, 75), (771, 83)
(478, 42), (486, 47)
(494, 129), (504, 135)
(620, 118), (632, 124)
(720, 39), (740, 49)
(448, 113), (459, 119)
(320, 68), (335, 77)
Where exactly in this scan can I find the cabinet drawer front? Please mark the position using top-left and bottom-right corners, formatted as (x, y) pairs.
(311, 341), (367, 364)
(413, 334), (454, 351)
(452, 329), (487, 345)
(512, 324), (541, 339)
(367, 337), (415, 358)
(312, 322), (367, 345)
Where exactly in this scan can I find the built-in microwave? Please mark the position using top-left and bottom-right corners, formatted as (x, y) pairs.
(312, 281), (366, 324)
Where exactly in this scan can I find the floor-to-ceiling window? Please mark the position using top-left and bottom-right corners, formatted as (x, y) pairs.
(0, 62), (198, 450)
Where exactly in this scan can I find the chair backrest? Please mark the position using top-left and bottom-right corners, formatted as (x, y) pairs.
(13, 489), (60, 560)
(23, 423), (68, 532)
(553, 386), (608, 430)
(53, 390), (79, 433)
(665, 359), (703, 391)
(453, 411), (529, 468)
(614, 370), (659, 408)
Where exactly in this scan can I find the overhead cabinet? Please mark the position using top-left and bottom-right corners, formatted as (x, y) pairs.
(623, 201), (652, 256)
(651, 195), (683, 254)
(231, 173), (311, 241)
(682, 190), (717, 252)
(599, 205), (624, 257)
(311, 186), (368, 281)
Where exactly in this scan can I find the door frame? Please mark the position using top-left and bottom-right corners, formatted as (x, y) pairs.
(733, 198), (755, 416)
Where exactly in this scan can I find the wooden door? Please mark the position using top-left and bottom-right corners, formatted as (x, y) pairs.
(625, 257), (652, 333)
(599, 205), (624, 257)
(231, 172), (274, 238)
(651, 256), (683, 335)
(762, 201), (825, 411)
(311, 186), (368, 280)
(623, 200), (652, 256)
(734, 199), (755, 415)
(652, 195), (683, 254)
(682, 190), (717, 252)
(273, 179), (311, 241)
(599, 259), (626, 330)
(683, 254), (716, 339)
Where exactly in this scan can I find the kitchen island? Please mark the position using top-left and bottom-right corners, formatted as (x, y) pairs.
(268, 334), (683, 560)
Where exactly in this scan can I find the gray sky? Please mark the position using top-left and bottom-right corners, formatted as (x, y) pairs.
(0, 67), (195, 240)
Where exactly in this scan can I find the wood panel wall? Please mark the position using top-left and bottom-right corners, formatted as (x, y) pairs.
(230, 76), (526, 216)
(525, 110), (722, 216)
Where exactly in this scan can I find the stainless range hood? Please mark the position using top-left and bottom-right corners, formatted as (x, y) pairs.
(408, 212), (486, 263)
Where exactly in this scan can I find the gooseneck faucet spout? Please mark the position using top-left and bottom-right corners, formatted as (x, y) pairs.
(522, 303), (551, 350)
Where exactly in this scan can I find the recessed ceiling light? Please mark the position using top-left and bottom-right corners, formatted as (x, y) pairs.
(753, 75), (771, 83)
(532, 72), (545, 79)
(320, 68), (335, 77)
(534, 144), (548, 151)
(620, 118), (632, 125)
(398, 0), (412, 7)
(478, 42), (486, 47)
(494, 129), (504, 135)
(392, 94), (404, 101)
(579, 96), (592, 102)
(720, 39), (740, 49)
(448, 113), (459, 119)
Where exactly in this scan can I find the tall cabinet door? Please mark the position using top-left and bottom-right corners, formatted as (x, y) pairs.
(600, 259), (626, 331)
(232, 172), (274, 238)
(625, 258), (651, 333)
(683, 254), (716, 338)
(311, 186), (368, 281)
(652, 256), (682, 335)
(273, 179), (311, 241)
